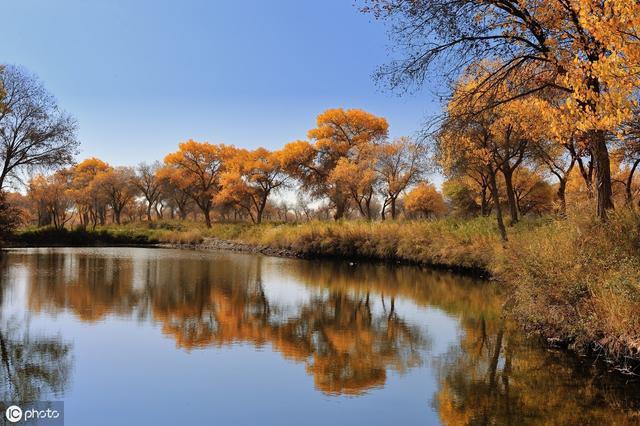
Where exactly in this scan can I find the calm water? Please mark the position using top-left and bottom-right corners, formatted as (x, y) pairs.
(0, 247), (638, 425)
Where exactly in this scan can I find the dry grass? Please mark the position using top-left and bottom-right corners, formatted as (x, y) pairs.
(238, 217), (504, 272)
(500, 209), (640, 363)
(154, 229), (204, 244)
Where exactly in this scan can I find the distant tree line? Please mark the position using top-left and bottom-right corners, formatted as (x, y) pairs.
(10, 107), (448, 229)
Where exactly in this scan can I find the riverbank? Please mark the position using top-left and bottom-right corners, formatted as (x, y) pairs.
(6, 212), (640, 374)
(157, 237), (303, 259)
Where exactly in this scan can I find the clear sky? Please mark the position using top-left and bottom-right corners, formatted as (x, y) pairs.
(2, 0), (439, 166)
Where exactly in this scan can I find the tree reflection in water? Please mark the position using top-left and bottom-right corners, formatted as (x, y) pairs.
(21, 250), (426, 396)
(0, 319), (72, 403)
(0, 262), (72, 403)
(434, 316), (640, 424)
(8, 248), (640, 421)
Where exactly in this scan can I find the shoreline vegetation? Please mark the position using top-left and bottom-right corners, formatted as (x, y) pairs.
(7, 210), (640, 375)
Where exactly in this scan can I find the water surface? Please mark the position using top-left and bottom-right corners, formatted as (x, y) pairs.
(0, 248), (638, 425)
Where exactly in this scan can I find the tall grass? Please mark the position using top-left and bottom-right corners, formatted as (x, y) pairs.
(500, 209), (640, 364)
(240, 217), (503, 272)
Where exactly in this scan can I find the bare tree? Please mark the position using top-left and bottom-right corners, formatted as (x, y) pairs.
(95, 166), (138, 225)
(0, 65), (78, 190)
(134, 161), (163, 221)
(376, 137), (426, 220)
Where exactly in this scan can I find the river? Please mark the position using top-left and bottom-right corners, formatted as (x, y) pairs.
(0, 247), (638, 425)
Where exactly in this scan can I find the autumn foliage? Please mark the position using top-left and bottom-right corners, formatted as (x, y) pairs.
(14, 108), (444, 229)
(12, 95), (640, 235)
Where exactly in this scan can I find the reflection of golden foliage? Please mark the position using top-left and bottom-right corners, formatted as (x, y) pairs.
(24, 251), (426, 395)
(308, 354), (386, 396)
(151, 289), (421, 396)
(435, 322), (640, 425)
(26, 252), (136, 322)
(281, 260), (503, 324)
(17, 249), (640, 420)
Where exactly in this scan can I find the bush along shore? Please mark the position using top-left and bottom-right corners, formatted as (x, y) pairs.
(5, 212), (640, 374)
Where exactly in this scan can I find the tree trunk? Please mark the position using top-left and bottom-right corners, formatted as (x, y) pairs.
(488, 168), (507, 241)
(356, 198), (367, 219)
(480, 187), (489, 216)
(204, 208), (212, 228)
(625, 159), (640, 207)
(333, 195), (347, 221)
(155, 203), (164, 220)
(591, 130), (614, 220)
(502, 168), (519, 225)
(577, 155), (594, 198)
(381, 197), (391, 221)
(0, 170), (9, 192)
(256, 206), (264, 224)
(390, 197), (397, 220)
(557, 179), (567, 217)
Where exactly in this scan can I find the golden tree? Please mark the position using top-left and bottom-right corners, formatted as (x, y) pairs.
(69, 158), (110, 229)
(364, 0), (640, 220)
(164, 140), (233, 227)
(329, 153), (378, 220)
(155, 165), (193, 220)
(442, 177), (483, 217)
(283, 108), (388, 220)
(437, 89), (513, 239)
(615, 108), (640, 206)
(27, 171), (74, 229)
(404, 182), (447, 218)
(133, 161), (163, 221)
(512, 167), (554, 216)
(93, 166), (138, 225)
(217, 147), (289, 224)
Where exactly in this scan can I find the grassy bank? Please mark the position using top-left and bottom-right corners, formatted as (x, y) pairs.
(500, 210), (640, 370)
(11, 221), (209, 246)
(8, 213), (640, 370)
(11, 226), (156, 246)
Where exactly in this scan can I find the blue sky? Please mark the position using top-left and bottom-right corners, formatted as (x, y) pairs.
(2, 0), (439, 166)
